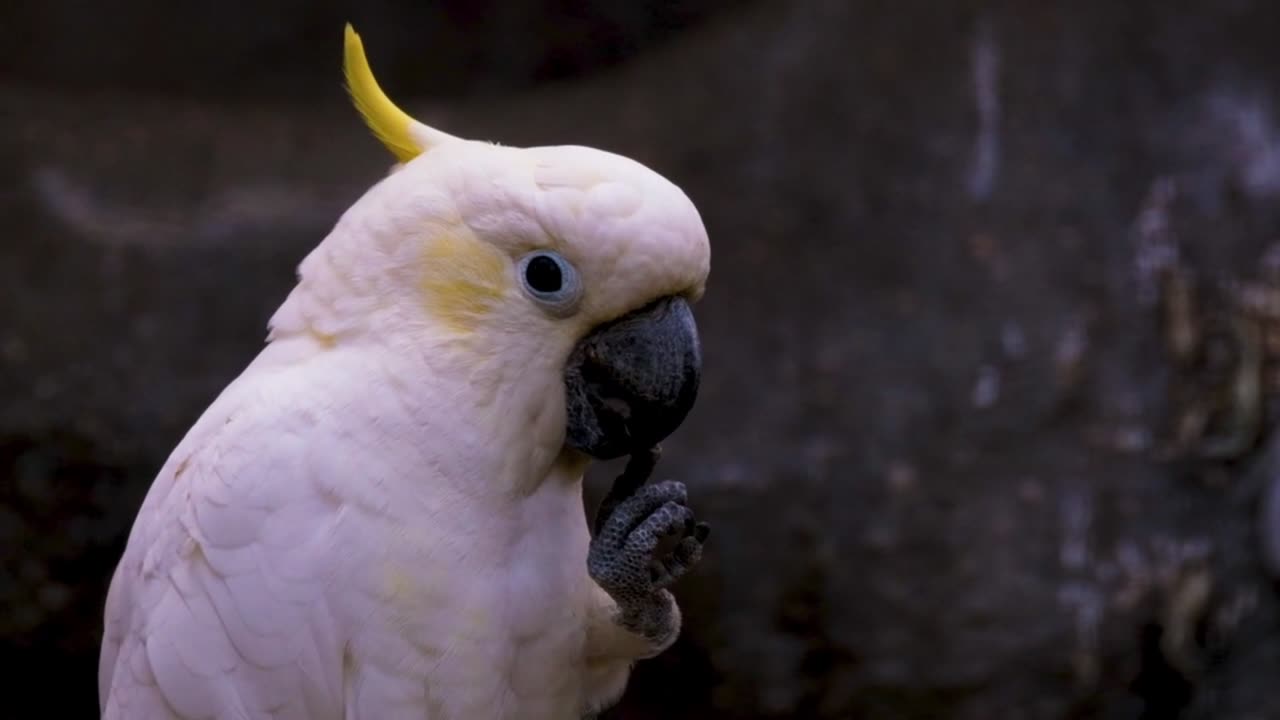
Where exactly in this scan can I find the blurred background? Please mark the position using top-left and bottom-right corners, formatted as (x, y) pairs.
(4, 0), (1280, 717)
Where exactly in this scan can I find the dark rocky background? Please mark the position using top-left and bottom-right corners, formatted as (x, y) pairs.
(5, 0), (1280, 717)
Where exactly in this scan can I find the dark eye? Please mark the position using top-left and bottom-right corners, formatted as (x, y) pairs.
(518, 251), (582, 316)
(524, 254), (563, 293)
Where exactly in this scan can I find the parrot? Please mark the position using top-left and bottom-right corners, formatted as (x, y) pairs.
(98, 24), (712, 720)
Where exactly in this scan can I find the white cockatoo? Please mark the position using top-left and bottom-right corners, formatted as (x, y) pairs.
(98, 24), (712, 720)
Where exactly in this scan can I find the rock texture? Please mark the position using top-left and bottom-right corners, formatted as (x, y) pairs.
(5, 0), (1280, 717)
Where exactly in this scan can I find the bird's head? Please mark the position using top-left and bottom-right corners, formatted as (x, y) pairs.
(269, 25), (710, 461)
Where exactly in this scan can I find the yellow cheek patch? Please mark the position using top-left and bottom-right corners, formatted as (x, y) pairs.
(420, 225), (510, 332)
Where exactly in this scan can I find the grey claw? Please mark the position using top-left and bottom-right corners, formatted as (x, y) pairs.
(593, 446), (662, 534)
(587, 463), (709, 609)
(650, 534), (706, 590)
(595, 481), (687, 551)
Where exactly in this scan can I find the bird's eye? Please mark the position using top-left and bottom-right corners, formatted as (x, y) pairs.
(518, 251), (582, 315)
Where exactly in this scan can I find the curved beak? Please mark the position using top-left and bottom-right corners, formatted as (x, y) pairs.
(564, 295), (702, 460)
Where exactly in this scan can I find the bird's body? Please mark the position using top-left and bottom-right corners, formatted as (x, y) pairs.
(101, 339), (631, 719)
(100, 24), (710, 719)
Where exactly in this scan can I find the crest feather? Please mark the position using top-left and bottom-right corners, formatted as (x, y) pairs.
(343, 24), (458, 162)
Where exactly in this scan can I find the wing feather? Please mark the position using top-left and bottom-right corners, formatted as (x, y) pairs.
(100, 374), (347, 719)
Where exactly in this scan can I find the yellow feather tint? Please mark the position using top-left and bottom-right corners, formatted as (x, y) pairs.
(420, 225), (510, 333)
(343, 23), (422, 163)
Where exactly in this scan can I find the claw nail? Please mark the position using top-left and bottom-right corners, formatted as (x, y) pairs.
(694, 522), (711, 542)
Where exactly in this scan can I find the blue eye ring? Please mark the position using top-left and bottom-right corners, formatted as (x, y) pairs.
(517, 250), (583, 316)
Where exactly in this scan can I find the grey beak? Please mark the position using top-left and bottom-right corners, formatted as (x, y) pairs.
(564, 295), (702, 460)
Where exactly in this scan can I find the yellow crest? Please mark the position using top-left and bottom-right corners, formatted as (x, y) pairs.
(343, 24), (458, 162)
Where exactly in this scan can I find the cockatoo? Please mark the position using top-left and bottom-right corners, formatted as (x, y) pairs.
(98, 24), (711, 720)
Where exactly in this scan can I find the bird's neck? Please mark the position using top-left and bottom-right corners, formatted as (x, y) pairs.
(286, 330), (581, 502)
